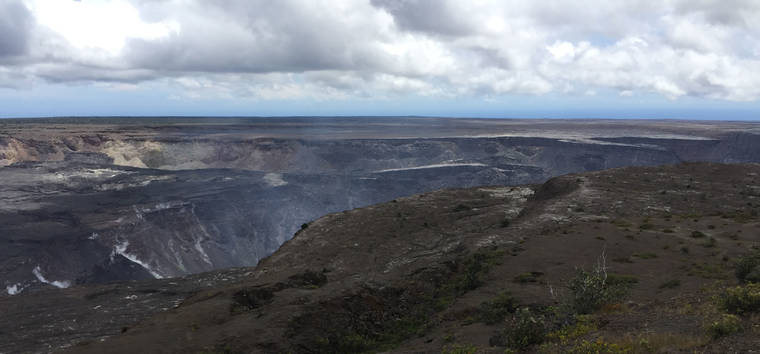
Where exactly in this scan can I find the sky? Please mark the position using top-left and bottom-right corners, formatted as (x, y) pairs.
(0, 0), (759, 119)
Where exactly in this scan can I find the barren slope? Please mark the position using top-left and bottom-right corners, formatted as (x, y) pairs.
(2, 162), (756, 353)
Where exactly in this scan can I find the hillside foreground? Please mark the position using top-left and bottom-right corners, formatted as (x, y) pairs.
(3, 162), (760, 353)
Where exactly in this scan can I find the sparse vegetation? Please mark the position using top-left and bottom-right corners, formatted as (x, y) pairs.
(658, 279), (681, 289)
(735, 250), (760, 283)
(720, 283), (760, 314)
(567, 257), (632, 314)
(544, 314), (597, 345)
(285, 247), (506, 352)
(477, 291), (517, 324)
(606, 274), (639, 287)
(691, 230), (706, 238)
(513, 271), (544, 284)
(445, 248), (505, 295)
(567, 338), (632, 353)
(611, 219), (632, 228)
(687, 262), (727, 279)
(708, 314), (742, 339)
(231, 287), (274, 312)
(492, 307), (548, 350)
(701, 237), (717, 248)
(287, 269), (328, 289)
(632, 252), (657, 259)
(443, 343), (478, 354)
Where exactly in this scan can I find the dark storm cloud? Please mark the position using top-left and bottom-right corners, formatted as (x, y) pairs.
(0, 1), (33, 57)
(370, 0), (473, 36)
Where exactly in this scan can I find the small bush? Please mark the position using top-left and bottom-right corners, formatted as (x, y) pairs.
(443, 343), (478, 354)
(448, 249), (504, 294)
(288, 269), (328, 288)
(477, 291), (518, 324)
(568, 338), (632, 353)
(513, 271), (544, 284)
(691, 230), (706, 238)
(231, 287), (274, 312)
(735, 251), (760, 283)
(545, 315), (596, 345)
(495, 307), (548, 349)
(658, 279), (681, 289)
(688, 262), (727, 279)
(606, 274), (639, 287)
(720, 283), (760, 314)
(708, 314), (742, 339)
(568, 267), (631, 315)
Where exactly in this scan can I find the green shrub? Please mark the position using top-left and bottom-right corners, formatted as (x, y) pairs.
(606, 274), (639, 287)
(477, 291), (518, 324)
(720, 283), (760, 314)
(691, 230), (706, 238)
(568, 267), (631, 314)
(735, 251), (760, 283)
(443, 343), (478, 354)
(513, 271), (544, 284)
(688, 262), (727, 279)
(708, 314), (742, 339)
(495, 307), (548, 350)
(545, 314), (597, 344)
(448, 248), (504, 294)
(568, 338), (632, 353)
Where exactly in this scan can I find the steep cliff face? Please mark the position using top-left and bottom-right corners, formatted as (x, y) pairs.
(0, 158), (521, 293)
(1, 134), (756, 173)
(2, 118), (760, 294)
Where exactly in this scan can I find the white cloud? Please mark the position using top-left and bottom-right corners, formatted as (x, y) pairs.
(1, 0), (759, 102)
(26, 0), (178, 55)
